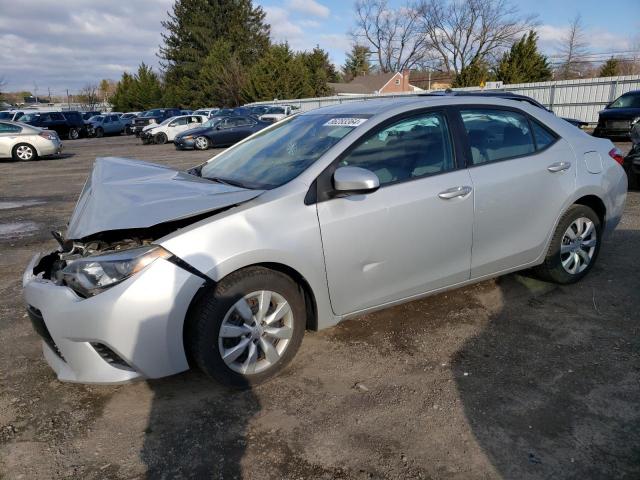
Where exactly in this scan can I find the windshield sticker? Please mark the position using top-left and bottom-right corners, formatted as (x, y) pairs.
(323, 117), (367, 127)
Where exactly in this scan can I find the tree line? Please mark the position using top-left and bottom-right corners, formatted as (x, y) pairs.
(107, 0), (640, 112)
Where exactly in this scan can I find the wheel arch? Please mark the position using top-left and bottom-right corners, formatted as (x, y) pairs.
(181, 261), (319, 367)
(573, 194), (606, 225)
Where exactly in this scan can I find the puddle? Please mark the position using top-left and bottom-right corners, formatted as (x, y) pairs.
(0, 221), (39, 238)
(0, 199), (45, 210)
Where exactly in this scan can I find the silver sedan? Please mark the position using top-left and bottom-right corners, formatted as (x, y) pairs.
(0, 120), (62, 161)
(23, 96), (627, 386)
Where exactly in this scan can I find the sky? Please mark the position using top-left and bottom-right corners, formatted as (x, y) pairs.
(0, 0), (638, 95)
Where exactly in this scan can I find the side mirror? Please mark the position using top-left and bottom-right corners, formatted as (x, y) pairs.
(333, 166), (380, 194)
(216, 125), (222, 130)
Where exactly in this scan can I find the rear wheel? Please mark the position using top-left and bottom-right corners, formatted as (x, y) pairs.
(535, 205), (601, 284)
(194, 136), (209, 150)
(67, 127), (79, 140)
(154, 132), (168, 145)
(12, 143), (38, 161)
(187, 267), (306, 387)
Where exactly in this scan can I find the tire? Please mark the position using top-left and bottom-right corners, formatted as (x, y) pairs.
(125, 125), (133, 135)
(154, 132), (168, 145)
(12, 143), (38, 161)
(95, 127), (104, 138)
(535, 205), (601, 284)
(67, 127), (79, 140)
(194, 136), (209, 150)
(187, 266), (306, 388)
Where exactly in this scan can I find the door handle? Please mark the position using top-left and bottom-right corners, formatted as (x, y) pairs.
(438, 185), (472, 199)
(547, 161), (571, 172)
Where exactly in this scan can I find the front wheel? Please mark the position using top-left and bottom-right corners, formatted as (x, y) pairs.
(95, 127), (104, 138)
(194, 136), (209, 150)
(154, 132), (168, 145)
(187, 267), (306, 388)
(535, 205), (601, 284)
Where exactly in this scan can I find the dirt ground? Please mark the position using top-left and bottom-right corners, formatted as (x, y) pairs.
(0, 136), (638, 480)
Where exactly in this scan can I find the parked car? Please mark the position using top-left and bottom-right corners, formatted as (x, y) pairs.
(88, 114), (126, 137)
(140, 115), (208, 144)
(180, 110), (193, 115)
(120, 112), (141, 135)
(20, 111), (88, 140)
(0, 120), (62, 161)
(623, 121), (640, 189)
(0, 109), (40, 121)
(131, 108), (182, 136)
(23, 95), (627, 386)
(174, 115), (269, 150)
(259, 105), (297, 123)
(193, 108), (220, 118)
(593, 90), (640, 139)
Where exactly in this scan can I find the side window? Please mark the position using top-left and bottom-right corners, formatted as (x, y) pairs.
(530, 120), (556, 150)
(339, 112), (455, 186)
(461, 109), (535, 165)
(0, 122), (21, 133)
(170, 117), (188, 127)
(51, 112), (65, 121)
(110, 115), (119, 122)
(190, 116), (201, 123)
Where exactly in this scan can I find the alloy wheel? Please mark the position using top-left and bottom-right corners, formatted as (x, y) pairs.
(218, 290), (294, 375)
(195, 136), (208, 150)
(16, 145), (34, 160)
(560, 217), (597, 274)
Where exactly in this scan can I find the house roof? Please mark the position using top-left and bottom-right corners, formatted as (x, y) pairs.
(330, 72), (400, 95)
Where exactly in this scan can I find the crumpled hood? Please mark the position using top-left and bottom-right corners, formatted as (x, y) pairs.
(66, 157), (264, 240)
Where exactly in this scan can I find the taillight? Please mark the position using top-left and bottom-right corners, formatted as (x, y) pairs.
(608, 148), (624, 166)
(39, 131), (57, 141)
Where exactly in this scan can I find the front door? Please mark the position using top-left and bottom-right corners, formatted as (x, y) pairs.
(456, 107), (577, 278)
(316, 110), (474, 315)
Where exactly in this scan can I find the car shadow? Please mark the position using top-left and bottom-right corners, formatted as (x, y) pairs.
(452, 228), (640, 479)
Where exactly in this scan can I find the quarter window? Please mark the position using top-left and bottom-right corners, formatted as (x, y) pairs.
(461, 109), (535, 165)
(0, 122), (21, 133)
(339, 112), (454, 185)
(530, 120), (556, 150)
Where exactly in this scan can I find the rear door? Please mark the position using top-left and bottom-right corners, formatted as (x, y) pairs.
(456, 106), (576, 278)
(0, 122), (22, 157)
(316, 110), (474, 315)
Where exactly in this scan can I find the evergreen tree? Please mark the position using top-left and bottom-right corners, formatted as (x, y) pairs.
(110, 64), (164, 111)
(243, 43), (314, 102)
(451, 60), (491, 88)
(495, 31), (552, 84)
(599, 57), (620, 77)
(342, 45), (372, 81)
(301, 46), (339, 97)
(159, 0), (270, 107)
(198, 40), (247, 107)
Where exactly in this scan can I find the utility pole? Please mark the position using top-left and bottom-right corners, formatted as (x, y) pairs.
(48, 87), (51, 103)
(66, 89), (71, 110)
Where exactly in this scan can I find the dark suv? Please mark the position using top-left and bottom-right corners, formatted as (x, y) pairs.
(20, 110), (89, 139)
(131, 108), (181, 136)
(594, 90), (640, 139)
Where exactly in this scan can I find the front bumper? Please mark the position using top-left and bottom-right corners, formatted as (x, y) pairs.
(174, 137), (196, 150)
(22, 252), (204, 384)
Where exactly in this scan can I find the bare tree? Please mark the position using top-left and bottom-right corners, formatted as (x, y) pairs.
(556, 15), (590, 80)
(78, 84), (100, 111)
(417, 0), (535, 75)
(353, 0), (431, 73)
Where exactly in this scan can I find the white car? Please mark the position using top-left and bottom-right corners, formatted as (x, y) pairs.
(0, 120), (62, 161)
(259, 105), (295, 123)
(193, 108), (220, 118)
(140, 115), (208, 144)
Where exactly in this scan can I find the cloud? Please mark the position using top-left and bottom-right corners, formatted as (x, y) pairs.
(286, 0), (330, 19)
(537, 23), (633, 56)
(264, 6), (305, 47)
(0, 0), (172, 93)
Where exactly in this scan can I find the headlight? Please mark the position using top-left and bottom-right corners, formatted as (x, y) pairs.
(149, 119), (157, 125)
(62, 245), (171, 297)
(182, 135), (193, 140)
(632, 117), (640, 126)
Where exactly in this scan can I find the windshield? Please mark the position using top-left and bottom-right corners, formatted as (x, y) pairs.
(20, 113), (41, 122)
(202, 118), (222, 128)
(159, 116), (176, 126)
(610, 93), (640, 109)
(199, 114), (365, 189)
(266, 107), (286, 114)
(142, 110), (160, 117)
(89, 115), (103, 122)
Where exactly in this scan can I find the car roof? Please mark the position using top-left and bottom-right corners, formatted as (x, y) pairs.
(299, 94), (548, 117)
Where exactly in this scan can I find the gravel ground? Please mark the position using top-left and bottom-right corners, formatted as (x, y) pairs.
(0, 136), (638, 479)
